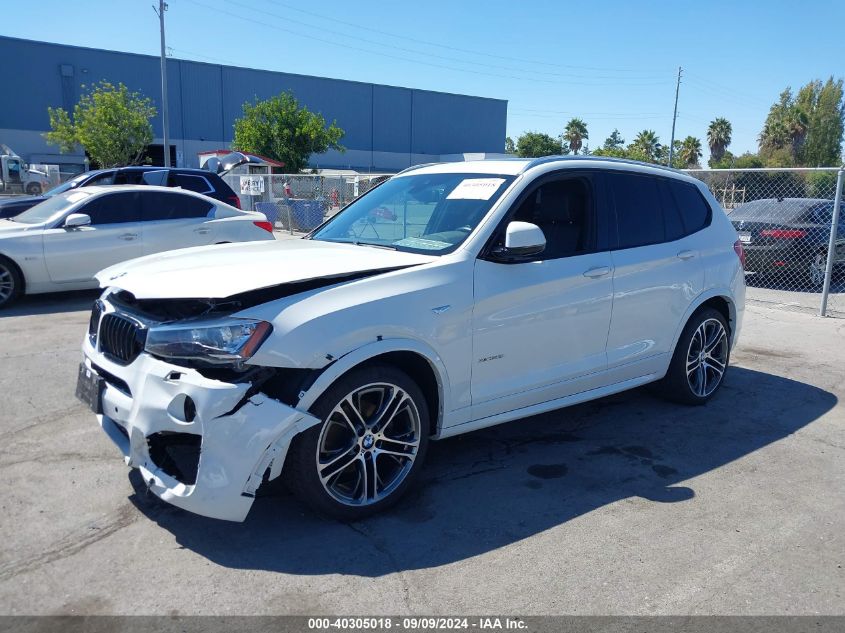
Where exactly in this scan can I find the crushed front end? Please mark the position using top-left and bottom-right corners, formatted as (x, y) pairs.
(78, 289), (319, 522)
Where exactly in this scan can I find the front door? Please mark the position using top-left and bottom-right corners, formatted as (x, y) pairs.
(43, 191), (143, 284)
(471, 173), (614, 421)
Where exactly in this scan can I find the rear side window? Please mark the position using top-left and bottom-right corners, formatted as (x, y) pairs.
(141, 191), (213, 221)
(668, 180), (711, 234)
(113, 170), (146, 185)
(79, 192), (141, 224)
(609, 173), (665, 248)
(173, 174), (214, 194)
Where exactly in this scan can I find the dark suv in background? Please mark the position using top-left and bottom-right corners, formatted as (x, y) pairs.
(0, 166), (240, 218)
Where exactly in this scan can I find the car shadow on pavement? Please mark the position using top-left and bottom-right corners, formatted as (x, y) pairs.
(0, 290), (100, 317)
(128, 366), (836, 577)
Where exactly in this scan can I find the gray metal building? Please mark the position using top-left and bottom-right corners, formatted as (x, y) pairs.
(0, 36), (508, 173)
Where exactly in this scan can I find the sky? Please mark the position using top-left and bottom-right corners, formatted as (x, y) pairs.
(3, 0), (844, 162)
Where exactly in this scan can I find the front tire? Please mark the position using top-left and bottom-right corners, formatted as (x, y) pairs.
(659, 307), (730, 405)
(0, 256), (23, 309)
(25, 183), (42, 195)
(286, 363), (430, 520)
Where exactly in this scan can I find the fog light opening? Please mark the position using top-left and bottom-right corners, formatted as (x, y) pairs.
(167, 394), (197, 423)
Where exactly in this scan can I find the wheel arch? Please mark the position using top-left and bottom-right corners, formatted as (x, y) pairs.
(670, 290), (737, 357)
(0, 252), (25, 295)
(295, 338), (450, 437)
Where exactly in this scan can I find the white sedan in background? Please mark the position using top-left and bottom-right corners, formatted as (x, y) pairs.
(0, 185), (275, 307)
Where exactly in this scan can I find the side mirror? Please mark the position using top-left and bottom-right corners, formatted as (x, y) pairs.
(490, 221), (546, 261)
(64, 213), (91, 228)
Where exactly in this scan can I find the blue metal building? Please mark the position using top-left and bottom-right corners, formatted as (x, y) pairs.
(0, 36), (508, 173)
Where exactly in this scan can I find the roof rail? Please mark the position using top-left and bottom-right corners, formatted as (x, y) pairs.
(395, 162), (438, 176)
(521, 155), (681, 175)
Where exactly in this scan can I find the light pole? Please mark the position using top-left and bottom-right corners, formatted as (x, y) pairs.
(154, 1), (171, 167)
(668, 66), (682, 167)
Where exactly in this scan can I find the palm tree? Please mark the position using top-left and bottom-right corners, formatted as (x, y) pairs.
(629, 129), (661, 162)
(677, 136), (703, 168)
(706, 118), (732, 163)
(784, 106), (809, 160)
(563, 118), (589, 155)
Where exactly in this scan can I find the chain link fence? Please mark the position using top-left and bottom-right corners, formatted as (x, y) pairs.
(222, 173), (391, 233)
(685, 167), (845, 317)
(221, 168), (844, 317)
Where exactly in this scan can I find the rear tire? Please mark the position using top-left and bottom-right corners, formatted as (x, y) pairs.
(658, 307), (730, 405)
(0, 256), (23, 309)
(286, 363), (430, 520)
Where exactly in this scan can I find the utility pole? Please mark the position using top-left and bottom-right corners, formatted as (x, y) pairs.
(667, 66), (682, 167)
(154, 1), (171, 167)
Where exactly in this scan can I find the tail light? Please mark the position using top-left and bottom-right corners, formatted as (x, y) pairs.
(253, 221), (273, 233)
(733, 239), (746, 270)
(227, 195), (242, 209)
(760, 229), (806, 239)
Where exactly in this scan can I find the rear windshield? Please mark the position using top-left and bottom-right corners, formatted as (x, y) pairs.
(729, 198), (820, 223)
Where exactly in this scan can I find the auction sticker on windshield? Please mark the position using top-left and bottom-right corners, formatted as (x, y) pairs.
(447, 178), (505, 200)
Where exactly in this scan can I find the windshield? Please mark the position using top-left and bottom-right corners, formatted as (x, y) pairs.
(310, 173), (515, 254)
(12, 191), (91, 225)
(44, 174), (88, 197)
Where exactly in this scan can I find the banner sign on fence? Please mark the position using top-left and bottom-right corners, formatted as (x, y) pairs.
(239, 176), (265, 195)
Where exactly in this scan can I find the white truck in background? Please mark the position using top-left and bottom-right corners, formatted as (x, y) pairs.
(0, 144), (49, 195)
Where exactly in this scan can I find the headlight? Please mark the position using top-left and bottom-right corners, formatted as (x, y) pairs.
(145, 319), (272, 365)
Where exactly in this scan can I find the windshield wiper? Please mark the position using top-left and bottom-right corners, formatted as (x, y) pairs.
(356, 242), (397, 250)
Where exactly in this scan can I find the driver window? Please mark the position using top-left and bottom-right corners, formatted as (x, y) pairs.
(508, 177), (594, 259)
(79, 192), (142, 225)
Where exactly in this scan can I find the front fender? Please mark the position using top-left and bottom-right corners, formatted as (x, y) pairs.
(296, 337), (453, 433)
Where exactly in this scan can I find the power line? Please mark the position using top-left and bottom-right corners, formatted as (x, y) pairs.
(225, 0), (668, 82)
(252, 0), (673, 75)
(182, 0), (672, 87)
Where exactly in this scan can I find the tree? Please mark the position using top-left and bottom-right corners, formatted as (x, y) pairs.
(562, 117), (588, 155)
(797, 77), (844, 166)
(44, 81), (156, 168)
(706, 117), (732, 165)
(515, 131), (563, 158)
(628, 129), (661, 163)
(232, 91), (345, 172)
(676, 136), (703, 168)
(603, 129), (625, 151)
(505, 136), (515, 154)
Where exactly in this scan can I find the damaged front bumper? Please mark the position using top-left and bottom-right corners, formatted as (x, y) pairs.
(81, 338), (320, 522)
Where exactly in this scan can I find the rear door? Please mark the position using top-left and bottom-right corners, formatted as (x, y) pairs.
(42, 192), (143, 283)
(140, 190), (217, 254)
(605, 172), (706, 378)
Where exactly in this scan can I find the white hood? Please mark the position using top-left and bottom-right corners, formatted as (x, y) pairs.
(96, 239), (437, 299)
(0, 220), (34, 237)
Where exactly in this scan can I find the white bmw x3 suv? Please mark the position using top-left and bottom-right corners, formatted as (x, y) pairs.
(79, 157), (745, 522)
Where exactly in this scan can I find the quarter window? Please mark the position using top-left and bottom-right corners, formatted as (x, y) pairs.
(79, 192), (141, 224)
(141, 191), (213, 221)
(668, 180), (711, 234)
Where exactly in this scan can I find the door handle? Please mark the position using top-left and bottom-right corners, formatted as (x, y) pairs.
(194, 228), (210, 234)
(118, 233), (138, 241)
(583, 266), (611, 278)
(677, 250), (697, 260)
